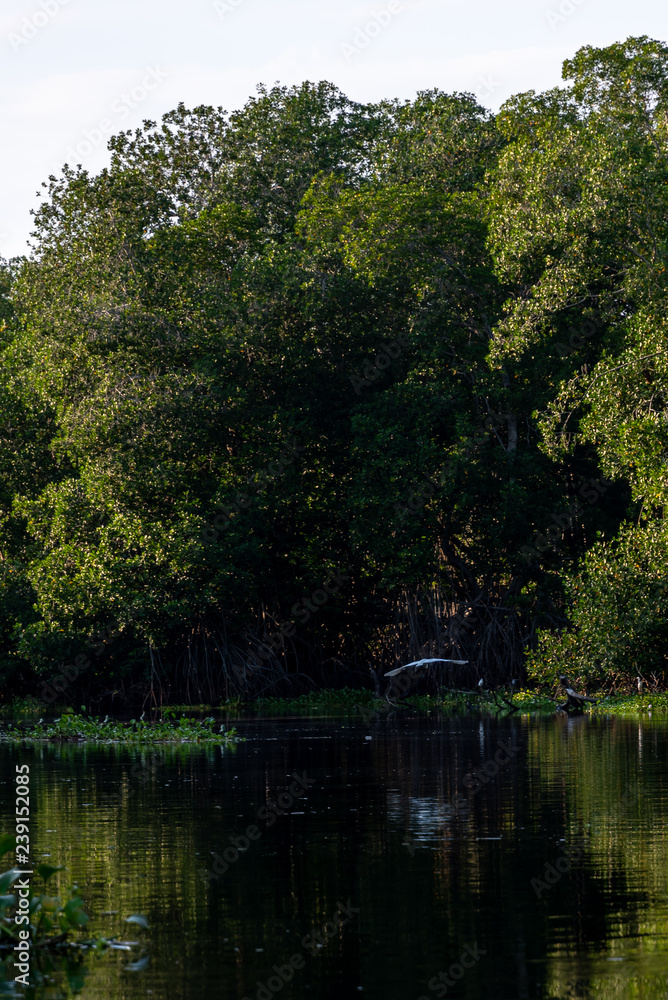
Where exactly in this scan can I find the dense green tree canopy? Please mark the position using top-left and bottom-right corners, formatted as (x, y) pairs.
(1, 39), (667, 703)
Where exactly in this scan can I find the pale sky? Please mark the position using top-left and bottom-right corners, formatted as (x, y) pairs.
(1, 0), (666, 259)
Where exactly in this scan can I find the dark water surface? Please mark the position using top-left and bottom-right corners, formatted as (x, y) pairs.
(1, 712), (668, 999)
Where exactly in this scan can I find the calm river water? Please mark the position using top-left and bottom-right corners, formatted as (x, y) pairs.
(1, 711), (667, 999)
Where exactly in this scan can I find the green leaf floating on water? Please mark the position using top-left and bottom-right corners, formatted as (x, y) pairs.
(125, 914), (149, 930)
(37, 863), (65, 882)
(0, 835), (16, 858)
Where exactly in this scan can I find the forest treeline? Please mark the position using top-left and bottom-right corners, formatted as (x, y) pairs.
(1, 36), (667, 706)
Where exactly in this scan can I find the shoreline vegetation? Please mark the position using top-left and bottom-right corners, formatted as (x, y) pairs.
(253, 688), (668, 717)
(0, 710), (240, 745)
(1, 688), (665, 742)
(2, 37), (668, 707)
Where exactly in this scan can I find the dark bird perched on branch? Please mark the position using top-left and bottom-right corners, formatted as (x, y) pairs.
(558, 675), (597, 712)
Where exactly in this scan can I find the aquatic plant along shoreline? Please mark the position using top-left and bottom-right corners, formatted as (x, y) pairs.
(0, 712), (241, 745)
(3, 685), (663, 732)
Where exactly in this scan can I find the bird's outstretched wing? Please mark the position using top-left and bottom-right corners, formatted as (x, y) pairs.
(384, 658), (468, 678)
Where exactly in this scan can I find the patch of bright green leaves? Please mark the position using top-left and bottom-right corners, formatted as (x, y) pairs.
(590, 692), (668, 716)
(0, 834), (150, 951)
(1, 713), (240, 745)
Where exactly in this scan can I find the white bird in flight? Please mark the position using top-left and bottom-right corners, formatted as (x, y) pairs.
(384, 657), (468, 678)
